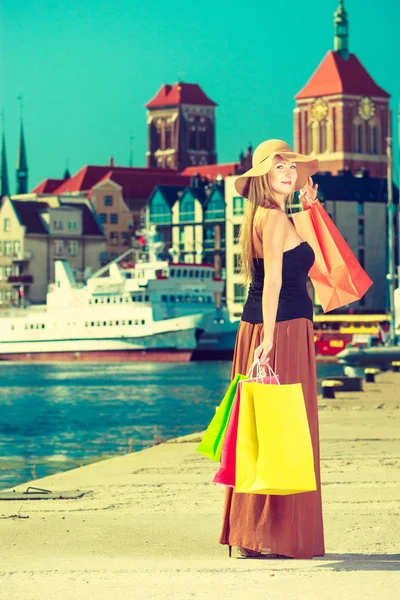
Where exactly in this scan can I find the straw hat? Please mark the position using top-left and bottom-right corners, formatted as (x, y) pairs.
(235, 139), (319, 197)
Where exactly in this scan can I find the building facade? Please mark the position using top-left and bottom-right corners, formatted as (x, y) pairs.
(145, 83), (217, 171)
(0, 195), (106, 305)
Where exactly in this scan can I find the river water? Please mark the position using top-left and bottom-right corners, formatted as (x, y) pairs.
(0, 361), (344, 489)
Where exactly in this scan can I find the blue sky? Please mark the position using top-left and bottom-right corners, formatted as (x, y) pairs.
(1, 0), (398, 191)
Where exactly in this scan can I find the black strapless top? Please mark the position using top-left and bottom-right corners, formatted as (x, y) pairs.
(241, 241), (315, 324)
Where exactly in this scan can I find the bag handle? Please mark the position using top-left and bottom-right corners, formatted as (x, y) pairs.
(246, 359), (280, 385)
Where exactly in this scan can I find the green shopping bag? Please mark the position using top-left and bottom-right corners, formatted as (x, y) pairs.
(196, 373), (247, 462)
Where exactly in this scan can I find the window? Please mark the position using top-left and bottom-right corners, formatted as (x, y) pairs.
(110, 232), (118, 246)
(68, 221), (78, 231)
(4, 241), (12, 256)
(54, 240), (64, 256)
(233, 224), (241, 244)
(369, 122), (380, 155)
(149, 191), (172, 224)
(179, 226), (185, 250)
(204, 193), (225, 221)
(179, 193), (195, 222)
(110, 213), (118, 224)
(5, 265), (12, 277)
(13, 241), (21, 256)
(122, 232), (130, 246)
(4, 218), (11, 232)
(99, 213), (107, 224)
(104, 195), (113, 206)
(68, 241), (79, 256)
(234, 254), (241, 274)
(204, 225), (215, 249)
(353, 119), (365, 154)
(234, 283), (246, 303)
(233, 196), (245, 216)
(53, 220), (64, 230)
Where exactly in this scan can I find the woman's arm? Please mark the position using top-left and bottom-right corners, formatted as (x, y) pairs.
(254, 209), (287, 365)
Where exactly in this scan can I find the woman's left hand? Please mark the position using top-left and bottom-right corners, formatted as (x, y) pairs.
(299, 177), (318, 209)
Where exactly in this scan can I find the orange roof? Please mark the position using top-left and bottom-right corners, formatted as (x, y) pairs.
(181, 163), (239, 179)
(95, 169), (191, 202)
(31, 178), (65, 194)
(145, 82), (217, 109)
(296, 51), (389, 99)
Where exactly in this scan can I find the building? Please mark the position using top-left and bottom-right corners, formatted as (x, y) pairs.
(147, 178), (226, 279)
(224, 176), (246, 317)
(291, 0), (397, 312)
(32, 161), (191, 262)
(294, 0), (390, 178)
(145, 82), (217, 171)
(0, 195), (106, 305)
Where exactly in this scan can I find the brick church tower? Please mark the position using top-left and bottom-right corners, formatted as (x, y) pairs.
(294, 0), (390, 178)
(145, 82), (217, 171)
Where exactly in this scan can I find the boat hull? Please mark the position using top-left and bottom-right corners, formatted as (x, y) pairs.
(0, 348), (192, 363)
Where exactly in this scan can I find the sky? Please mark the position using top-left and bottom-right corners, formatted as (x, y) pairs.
(0, 0), (399, 192)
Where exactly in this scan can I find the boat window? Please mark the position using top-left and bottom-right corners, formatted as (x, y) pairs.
(97, 321), (101, 326)
(185, 296), (191, 303)
(113, 297), (117, 303)
(103, 321), (107, 326)
(141, 320), (145, 325)
(145, 295), (149, 302)
(170, 269), (175, 276)
(107, 298), (110, 303)
(119, 298), (123, 303)
(116, 321), (119, 325)
(95, 299), (98, 304)
(91, 322), (94, 327)
(109, 321), (113, 326)
(182, 269), (187, 277)
(198, 296), (204, 303)
(170, 295), (176, 302)
(161, 295), (167, 302)
(194, 270), (199, 278)
(128, 320), (132, 325)
(177, 295), (183, 302)
(176, 270), (181, 278)
(131, 296), (136, 302)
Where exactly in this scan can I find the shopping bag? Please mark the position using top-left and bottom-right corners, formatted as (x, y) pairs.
(292, 200), (373, 312)
(213, 364), (279, 487)
(236, 378), (317, 495)
(196, 373), (247, 462)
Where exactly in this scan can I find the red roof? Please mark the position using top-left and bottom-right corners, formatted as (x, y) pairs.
(31, 178), (65, 194)
(145, 82), (217, 109)
(95, 169), (191, 202)
(296, 51), (390, 99)
(181, 163), (239, 179)
(48, 165), (185, 196)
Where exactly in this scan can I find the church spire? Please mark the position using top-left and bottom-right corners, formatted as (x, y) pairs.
(334, 0), (349, 60)
(1, 115), (10, 198)
(16, 97), (28, 194)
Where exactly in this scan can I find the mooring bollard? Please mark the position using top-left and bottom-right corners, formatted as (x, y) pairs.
(364, 368), (380, 383)
(391, 361), (400, 373)
(322, 380), (344, 399)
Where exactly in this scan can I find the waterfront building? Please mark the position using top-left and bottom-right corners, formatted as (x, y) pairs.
(0, 195), (106, 305)
(32, 161), (191, 263)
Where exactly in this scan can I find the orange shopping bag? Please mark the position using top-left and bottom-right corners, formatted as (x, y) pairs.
(292, 200), (373, 312)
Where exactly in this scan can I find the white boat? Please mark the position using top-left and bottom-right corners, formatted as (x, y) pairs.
(0, 233), (224, 363)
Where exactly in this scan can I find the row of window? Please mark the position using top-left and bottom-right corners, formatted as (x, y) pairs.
(53, 220), (78, 231)
(0, 265), (21, 280)
(100, 213), (119, 224)
(54, 240), (79, 257)
(169, 268), (213, 279)
(161, 294), (213, 304)
(306, 119), (381, 155)
(88, 294), (150, 305)
(84, 319), (146, 327)
(0, 240), (21, 257)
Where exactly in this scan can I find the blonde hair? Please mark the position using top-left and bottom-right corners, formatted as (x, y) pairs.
(239, 174), (294, 284)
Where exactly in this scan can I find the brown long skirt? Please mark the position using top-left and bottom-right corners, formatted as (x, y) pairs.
(219, 318), (325, 559)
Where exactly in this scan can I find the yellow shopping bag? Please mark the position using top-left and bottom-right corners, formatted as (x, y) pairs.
(236, 380), (317, 495)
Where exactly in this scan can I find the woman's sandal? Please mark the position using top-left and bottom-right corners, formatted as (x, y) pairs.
(229, 545), (289, 559)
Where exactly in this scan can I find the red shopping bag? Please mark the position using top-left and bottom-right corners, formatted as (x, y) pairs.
(213, 363), (279, 487)
(292, 200), (373, 312)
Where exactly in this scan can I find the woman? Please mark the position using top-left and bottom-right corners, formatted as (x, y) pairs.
(219, 139), (325, 559)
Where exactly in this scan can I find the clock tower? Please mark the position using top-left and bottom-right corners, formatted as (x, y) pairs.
(294, 0), (390, 178)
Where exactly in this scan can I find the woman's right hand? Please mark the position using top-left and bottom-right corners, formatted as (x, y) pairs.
(254, 336), (273, 366)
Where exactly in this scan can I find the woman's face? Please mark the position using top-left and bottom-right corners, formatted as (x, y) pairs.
(268, 155), (298, 197)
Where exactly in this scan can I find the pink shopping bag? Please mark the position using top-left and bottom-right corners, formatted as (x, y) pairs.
(213, 362), (279, 487)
